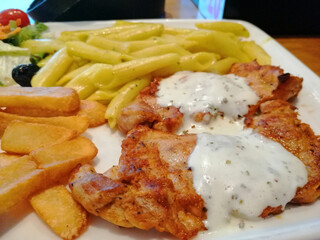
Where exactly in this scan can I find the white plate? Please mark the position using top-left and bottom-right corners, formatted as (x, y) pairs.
(1, 19), (320, 240)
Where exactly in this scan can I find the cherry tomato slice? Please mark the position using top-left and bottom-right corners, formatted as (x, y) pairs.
(0, 9), (30, 27)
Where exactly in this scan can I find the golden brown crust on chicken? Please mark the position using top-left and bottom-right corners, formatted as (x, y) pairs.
(117, 79), (183, 135)
(229, 60), (303, 101)
(70, 126), (206, 240)
(245, 100), (320, 203)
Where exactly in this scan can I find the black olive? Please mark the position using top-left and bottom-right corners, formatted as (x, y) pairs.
(12, 64), (40, 87)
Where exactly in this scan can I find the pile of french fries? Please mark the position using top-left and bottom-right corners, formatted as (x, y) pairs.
(21, 20), (271, 128)
(0, 86), (107, 239)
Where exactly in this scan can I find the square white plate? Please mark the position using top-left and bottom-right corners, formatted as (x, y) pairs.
(1, 19), (320, 240)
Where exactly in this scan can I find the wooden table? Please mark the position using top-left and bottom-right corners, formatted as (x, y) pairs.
(275, 38), (320, 76)
(165, 0), (320, 77)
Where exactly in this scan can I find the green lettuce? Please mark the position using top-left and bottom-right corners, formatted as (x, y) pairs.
(4, 22), (48, 46)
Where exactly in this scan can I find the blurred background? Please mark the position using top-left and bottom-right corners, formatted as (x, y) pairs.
(0, 0), (319, 35)
(0, 0), (319, 76)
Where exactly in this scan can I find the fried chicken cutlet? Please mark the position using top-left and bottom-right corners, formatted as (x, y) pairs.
(69, 101), (320, 238)
(117, 61), (303, 134)
(230, 61), (303, 101)
(70, 126), (205, 240)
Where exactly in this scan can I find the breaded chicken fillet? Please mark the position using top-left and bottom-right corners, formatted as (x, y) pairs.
(70, 126), (206, 240)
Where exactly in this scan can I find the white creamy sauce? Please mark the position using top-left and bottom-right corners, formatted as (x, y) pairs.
(189, 130), (308, 233)
(156, 71), (259, 134)
(155, 71), (308, 235)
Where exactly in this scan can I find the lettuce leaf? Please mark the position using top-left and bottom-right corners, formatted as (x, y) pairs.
(4, 22), (48, 46)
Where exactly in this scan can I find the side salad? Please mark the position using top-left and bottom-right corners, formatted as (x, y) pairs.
(0, 9), (47, 86)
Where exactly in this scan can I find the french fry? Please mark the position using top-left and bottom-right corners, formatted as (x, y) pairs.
(0, 111), (89, 137)
(195, 21), (250, 37)
(0, 155), (44, 214)
(65, 63), (113, 99)
(30, 185), (88, 240)
(31, 48), (73, 87)
(106, 76), (151, 128)
(0, 153), (21, 167)
(0, 156), (37, 188)
(20, 39), (65, 54)
(31, 136), (97, 183)
(76, 100), (107, 127)
(0, 86), (80, 113)
(1, 106), (75, 117)
(66, 41), (133, 65)
(1, 121), (77, 154)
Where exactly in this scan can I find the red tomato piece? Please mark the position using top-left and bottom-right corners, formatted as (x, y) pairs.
(0, 9), (30, 27)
